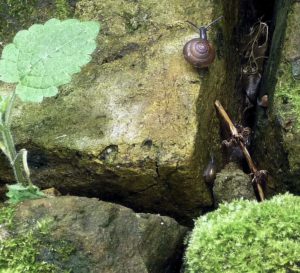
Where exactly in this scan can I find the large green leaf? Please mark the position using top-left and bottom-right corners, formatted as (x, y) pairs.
(0, 18), (100, 102)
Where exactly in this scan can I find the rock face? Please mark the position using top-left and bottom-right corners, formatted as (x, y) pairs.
(0, 0), (242, 223)
(13, 196), (188, 273)
(254, 1), (300, 195)
(213, 163), (256, 206)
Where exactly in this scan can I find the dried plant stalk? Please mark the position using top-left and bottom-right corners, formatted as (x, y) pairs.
(215, 100), (265, 201)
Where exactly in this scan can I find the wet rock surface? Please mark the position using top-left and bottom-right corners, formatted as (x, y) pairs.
(213, 163), (256, 206)
(13, 196), (188, 273)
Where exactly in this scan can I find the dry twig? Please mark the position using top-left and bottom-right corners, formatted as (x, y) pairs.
(215, 100), (265, 201)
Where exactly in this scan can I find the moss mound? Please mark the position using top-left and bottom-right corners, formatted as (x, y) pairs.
(185, 194), (300, 273)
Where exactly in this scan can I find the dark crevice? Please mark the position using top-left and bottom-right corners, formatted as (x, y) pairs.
(101, 43), (140, 64)
(224, 0), (295, 198)
(133, 182), (159, 194)
(155, 161), (160, 178)
(224, 0), (276, 164)
(253, 0), (295, 195)
(238, 0), (276, 36)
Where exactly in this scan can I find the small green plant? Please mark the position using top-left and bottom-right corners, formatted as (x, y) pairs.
(0, 18), (100, 203)
(185, 194), (300, 273)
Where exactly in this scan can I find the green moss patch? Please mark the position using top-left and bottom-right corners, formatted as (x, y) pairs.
(0, 205), (76, 273)
(185, 194), (300, 273)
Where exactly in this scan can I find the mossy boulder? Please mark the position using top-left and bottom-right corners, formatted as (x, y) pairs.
(184, 194), (300, 273)
(254, 1), (300, 194)
(0, 0), (242, 224)
(0, 196), (187, 273)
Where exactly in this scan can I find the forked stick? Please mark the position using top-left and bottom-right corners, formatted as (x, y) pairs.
(214, 100), (265, 201)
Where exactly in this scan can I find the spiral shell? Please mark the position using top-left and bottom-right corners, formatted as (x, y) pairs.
(183, 38), (216, 68)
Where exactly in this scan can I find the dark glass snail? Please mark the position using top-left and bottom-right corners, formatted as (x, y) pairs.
(183, 16), (223, 68)
(203, 154), (217, 185)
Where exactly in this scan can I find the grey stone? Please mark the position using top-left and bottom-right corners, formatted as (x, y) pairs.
(213, 163), (256, 206)
(14, 196), (188, 273)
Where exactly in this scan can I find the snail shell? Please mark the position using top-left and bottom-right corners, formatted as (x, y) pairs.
(183, 38), (216, 68)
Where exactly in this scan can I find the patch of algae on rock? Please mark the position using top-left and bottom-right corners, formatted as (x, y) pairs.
(0, 0), (73, 43)
(0, 0), (38, 42)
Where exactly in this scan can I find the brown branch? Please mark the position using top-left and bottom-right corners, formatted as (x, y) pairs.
(215, 100), (265, 201)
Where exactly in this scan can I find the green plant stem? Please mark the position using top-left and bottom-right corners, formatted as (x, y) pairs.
(2, 126), (28, 185)
(4, 91), (16, 126)
(1, 91), (29, 186)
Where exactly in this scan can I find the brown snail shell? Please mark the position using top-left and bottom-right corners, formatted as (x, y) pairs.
(183, 38), (216, 68)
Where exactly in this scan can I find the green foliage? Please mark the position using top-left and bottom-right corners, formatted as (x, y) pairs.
(185, 194), (300, 273)
(0, 268), (21, 273)
(0, 18), (100, 102)
(6, 184), (45, 204)
(0, 206), (14, 227)
(0, 207), (74, 272)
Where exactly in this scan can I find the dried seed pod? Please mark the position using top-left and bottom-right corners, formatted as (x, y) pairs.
(242, 72), (261, 103)
(257, 95), (268, 108)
